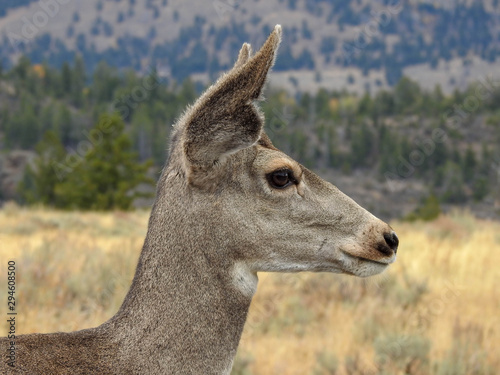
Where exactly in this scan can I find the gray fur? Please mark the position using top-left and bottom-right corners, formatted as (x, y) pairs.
(1, 25), (397, 374)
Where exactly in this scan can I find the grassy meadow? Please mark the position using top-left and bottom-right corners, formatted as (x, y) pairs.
(0, 203), (499, 374)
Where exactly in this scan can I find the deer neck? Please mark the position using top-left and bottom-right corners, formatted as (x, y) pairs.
(106, 177), (255, 374)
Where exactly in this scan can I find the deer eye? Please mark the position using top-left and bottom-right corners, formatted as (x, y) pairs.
(267, 169), (296, 189)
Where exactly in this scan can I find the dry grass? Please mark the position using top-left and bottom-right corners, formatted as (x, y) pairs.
(0, 203), (148, 334)
(0, 203), (498, 374)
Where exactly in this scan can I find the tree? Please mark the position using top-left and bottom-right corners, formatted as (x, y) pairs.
(58, 114), (154, 210)
(18, 131), (66, 205)
(462, 146), (477, 183)
(473, 177), (489, 201)
(440, 161), (467, 203)
(357, 92), (373, 116)
(5, 94), (39, 149)
(350, 123), (374, 168)
(12, 56), (31, 82)
(405, 194), (441, 222)
(54, 104), (74, 147)
(61, 62), (72, 94)
(373, 90), (395, 116)
(394, 76), (421, 114)
(91, 61), (120, 102)
(72, 55), (86, 107)
(20, 114), (154, 210)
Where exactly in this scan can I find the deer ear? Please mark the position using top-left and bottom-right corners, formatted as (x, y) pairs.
(233, 43), (252, 69)
(179, 25), (282, 182)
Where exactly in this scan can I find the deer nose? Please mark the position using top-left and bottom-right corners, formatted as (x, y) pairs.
(383, 231), (399, 253)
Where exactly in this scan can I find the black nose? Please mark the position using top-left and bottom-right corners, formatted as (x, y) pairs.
(383, 232), (399, 253)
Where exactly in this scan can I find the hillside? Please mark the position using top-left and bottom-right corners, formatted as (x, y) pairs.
(1, 0), (500, 93)
(0, 59), (499, 219)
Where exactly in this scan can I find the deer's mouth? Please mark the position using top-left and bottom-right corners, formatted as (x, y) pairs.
(341, 251), (395, 266)
(339, 250), (395, 277)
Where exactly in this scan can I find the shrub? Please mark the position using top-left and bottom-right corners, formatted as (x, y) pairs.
(405, 194), (441, 222)
(313, 351), (339, 375)
(374, 334), (431, 375)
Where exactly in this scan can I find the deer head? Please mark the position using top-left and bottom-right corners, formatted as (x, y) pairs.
(161, 25), (398, 296)
(0, 25), (400, 375)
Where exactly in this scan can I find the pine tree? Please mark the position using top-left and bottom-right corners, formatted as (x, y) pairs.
(54, 104), (74, 147)
(6, 94), (39, 149)
(463, 146), (477, 183)
(12, 56), (31, 82)
(19, 114), (154, 210)
(350, 123), (374, 168)
(394, 76), (421, 114)
(441, 161), (467, 203)
(18, 131), (66, 205)
(357, 92), (373, 117)
(405, 194), (441, 222)
(61, 62), (72, 95)
(72, 55), (86, 107)
(57, 114), (154, 210)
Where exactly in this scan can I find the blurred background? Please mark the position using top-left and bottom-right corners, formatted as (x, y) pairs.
(0, 1), (499, 374)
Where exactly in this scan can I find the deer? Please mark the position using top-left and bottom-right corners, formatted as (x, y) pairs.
(1, 25), (398, 374)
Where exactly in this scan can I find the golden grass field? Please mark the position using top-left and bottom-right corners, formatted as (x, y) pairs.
(0, 203), (499, 374)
